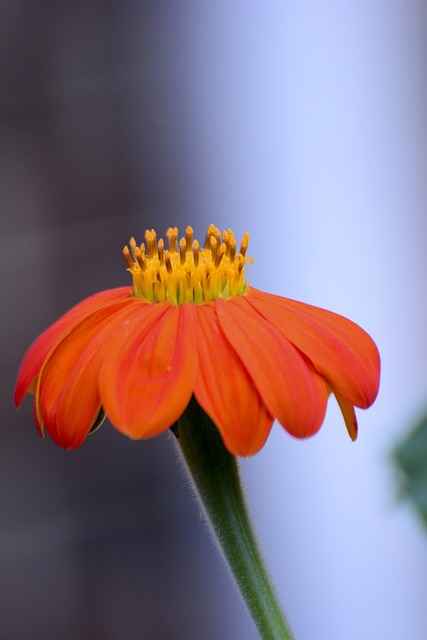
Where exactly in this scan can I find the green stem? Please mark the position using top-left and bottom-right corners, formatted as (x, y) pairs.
(172, 397), (294, 640)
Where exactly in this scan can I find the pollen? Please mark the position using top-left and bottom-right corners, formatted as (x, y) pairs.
(123, 224), (253, 305)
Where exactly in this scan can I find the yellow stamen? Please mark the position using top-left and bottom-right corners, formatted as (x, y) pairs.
(134, 247), (146, 272)
(185, 226), (193, 250)
(240, 232), (250, 257)
(214, 243), (226, 268)
(193, 240), (200, 268)
(123, 246), (134, 269)
(229, 237), (236, 263)
(129, 237), (137, 260)
(222, 230), (230, 253)
(124, 224), (253, 305)
(210, 236), (218, 262)
(179, 237), (187, 265)
(157, 238), (165, 264)
(164, 251), (173, 274)
(145, 229), (157, 259)
(166, 227), (178, 252)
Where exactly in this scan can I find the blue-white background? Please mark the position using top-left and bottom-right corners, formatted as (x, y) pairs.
(3, 2), (427, 638)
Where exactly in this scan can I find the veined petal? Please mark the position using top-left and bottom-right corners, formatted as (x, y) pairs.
(194, 302), (274, 456)
(215, 297), (328, 438)
(36, 298), (137, 448)
(246, 288), (380, 408)
(100, 302), (198, 439)
(14, 287), (131, 407)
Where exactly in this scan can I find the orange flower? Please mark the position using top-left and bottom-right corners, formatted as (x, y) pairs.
(14, 225), (380, 455)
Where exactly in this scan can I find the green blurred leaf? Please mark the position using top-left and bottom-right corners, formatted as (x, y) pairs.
(395, 412), (427, 527)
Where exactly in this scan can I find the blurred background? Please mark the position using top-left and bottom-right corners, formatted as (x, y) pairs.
(2, 1), (427, 638)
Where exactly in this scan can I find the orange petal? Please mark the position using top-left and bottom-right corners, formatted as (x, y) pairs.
(246, 288), (380, 408)
(334, 392), (358, 440)
(36, 298), (138, 448)
(99, 302), (198, 439)
(14, 287), (131, 407)
(194, 302), (274, 456)
(215, 297), (328, 438)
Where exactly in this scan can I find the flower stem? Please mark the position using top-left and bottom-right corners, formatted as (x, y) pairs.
(172, 397), (294, 640)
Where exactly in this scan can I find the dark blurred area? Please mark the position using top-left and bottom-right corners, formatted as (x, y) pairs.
(1, 3), (254, 638)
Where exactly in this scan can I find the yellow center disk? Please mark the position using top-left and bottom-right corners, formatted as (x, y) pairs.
(123, 224), (253, 305)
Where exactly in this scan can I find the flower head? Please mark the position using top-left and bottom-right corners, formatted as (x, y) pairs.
(15, 224), (380, 456)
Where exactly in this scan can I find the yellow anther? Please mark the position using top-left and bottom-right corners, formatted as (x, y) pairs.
(157, 238), (165, 264)
(129, 237), (137, 260)
(211, 225), (221, 245)
(204, 228), (211, 249)
(240, 232), (250, 257)
(145, 230), (157, 259)
(166, 227), (178, 252)
(210, 236), (218, 261)
(193, 240), (200, 267)
(229, 237), (236, 262)
(123, 246), (134, 269)
(214, 243), (226, 268)
(185, 226), (193, 250)
(135, 246), (147, 272)
(179, 237), (187, 265)
(204, 223), (220, 249)
(124, 225), (252, 305)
